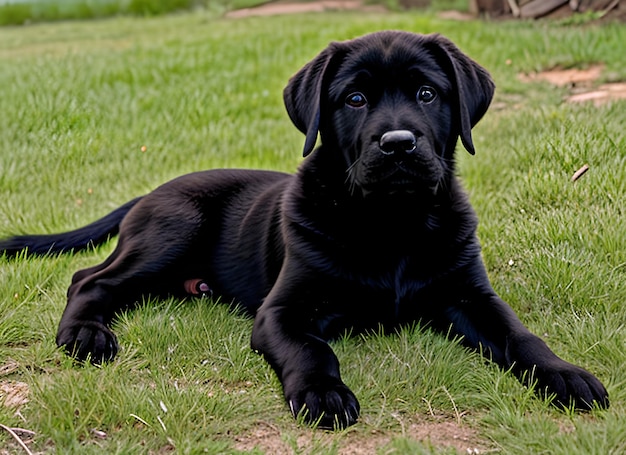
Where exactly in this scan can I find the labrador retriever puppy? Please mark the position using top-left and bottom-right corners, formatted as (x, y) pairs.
(0, 31), (609, 429)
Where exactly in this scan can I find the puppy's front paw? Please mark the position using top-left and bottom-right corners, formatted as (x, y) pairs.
(56, 320), (118, 364)
(507, 333), (609, 410)
(285, 376), (360, 430)
(532, 362), (609, 410)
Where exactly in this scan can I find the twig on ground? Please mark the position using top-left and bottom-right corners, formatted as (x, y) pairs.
(0, 423), (34, 455)
(571, 164), (590, 181)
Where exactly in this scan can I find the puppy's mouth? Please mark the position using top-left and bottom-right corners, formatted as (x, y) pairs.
(348, 162), (442, 198)
(382, 164), (440, 194)
(347, 145), (443, 198)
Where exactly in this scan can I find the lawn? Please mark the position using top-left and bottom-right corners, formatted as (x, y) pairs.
(1, 7), (625, 454)
(0, 0), (266, 25)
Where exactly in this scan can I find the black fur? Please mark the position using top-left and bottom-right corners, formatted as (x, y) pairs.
(0, 31), (608, 429)
(0, 198), (141, 256)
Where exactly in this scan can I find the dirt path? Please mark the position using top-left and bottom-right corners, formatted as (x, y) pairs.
(226, 0), (386, 18)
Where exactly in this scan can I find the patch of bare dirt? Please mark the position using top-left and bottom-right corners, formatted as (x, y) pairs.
(406, 418), (486, 453)
(567, 82), (626, 105)
(519, 64), (605, 87)
(0, 381), (30, 409)
(232, 415), (491, 454)
(0, 363), (29, 412)
(226, 0), (386, 18)
(0, 379), (34, 455)
(437, 10), (477, 21)
(519, 63), (626, 105)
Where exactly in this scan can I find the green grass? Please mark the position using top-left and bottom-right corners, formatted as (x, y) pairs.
(0, 0), (268, 26)
(0, 0), (466, 26)
(1, 10), (625, 454)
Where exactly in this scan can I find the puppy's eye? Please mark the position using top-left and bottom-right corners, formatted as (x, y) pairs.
(345, 92), (367, 108)
(417, 86), (437, 104)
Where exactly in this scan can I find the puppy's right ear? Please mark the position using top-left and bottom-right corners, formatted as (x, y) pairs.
(283, 43), (346, 157)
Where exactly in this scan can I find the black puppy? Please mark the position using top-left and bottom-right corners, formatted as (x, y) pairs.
(0, 31), (609, 429)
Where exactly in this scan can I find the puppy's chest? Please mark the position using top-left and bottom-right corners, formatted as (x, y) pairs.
(338, 233), (452, 285)
(379, 256), (428, 297)
(313, 259), (434, 336)
(363, 255), (442, 315)
(341, 255), (435, 303)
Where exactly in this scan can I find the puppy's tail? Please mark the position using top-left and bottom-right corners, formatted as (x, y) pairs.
(0, 197), (142, 257)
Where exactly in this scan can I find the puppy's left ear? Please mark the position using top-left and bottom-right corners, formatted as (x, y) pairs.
(283, 43), (347, 157)
(427, 35), (495, 155)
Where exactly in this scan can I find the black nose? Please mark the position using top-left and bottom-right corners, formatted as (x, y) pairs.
(379, 130), (416, 155)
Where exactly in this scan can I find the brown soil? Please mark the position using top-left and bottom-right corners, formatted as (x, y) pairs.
(519, 63), (626, 105)
(567, 82), (626, 105)
(0, 379), (33, 455)
(226, 0), (386, 18)
(0, 380), (29, 409)
(519, 64), (605, 86)
(232, 415), (491, 454)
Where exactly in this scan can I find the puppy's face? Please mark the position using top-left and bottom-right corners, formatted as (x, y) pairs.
(325, 42), (456, 197)
(283, 31), (495, 199)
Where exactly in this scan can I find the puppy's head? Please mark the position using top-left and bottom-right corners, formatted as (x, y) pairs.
(283, 31), (495, 197)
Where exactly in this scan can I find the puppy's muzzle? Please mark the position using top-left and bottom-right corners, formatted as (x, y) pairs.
(379, 130), (417, 156)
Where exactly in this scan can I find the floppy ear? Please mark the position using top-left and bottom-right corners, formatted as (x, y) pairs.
(283, 43), (346, 157)
(426, 35), (495, 155)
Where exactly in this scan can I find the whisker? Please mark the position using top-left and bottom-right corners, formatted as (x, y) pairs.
(345, 156), (361, 178)
(344, 156), (362, 196)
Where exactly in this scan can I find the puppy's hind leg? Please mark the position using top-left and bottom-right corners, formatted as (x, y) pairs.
(57, 200), (209, 364)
